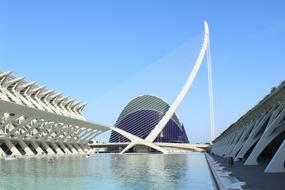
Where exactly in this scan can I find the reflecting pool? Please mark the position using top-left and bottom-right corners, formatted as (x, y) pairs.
(0, 153), (214, 190)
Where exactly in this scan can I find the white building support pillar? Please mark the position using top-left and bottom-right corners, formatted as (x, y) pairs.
(73, 143), (85, 154)
(0, 147), (6, 157)
(50, 141), (64, 155)
(264, 139), (285, 173)
(41, 142), (56, 155)
(30, 141), (45, 155)
(245, 104), (285, 165)
(4, 139), (22, 156)
(66, 143), (79, 154)
(79, 144), (91, 153)
(58, 142), (72, 154)
(231, 123), (255, 159)
(224, 127), (244, 157)
(221, 132), (236, 156)
(18, 140), (34, 156)
(236, 108), (274, 160)
(228, 127), (248, 157)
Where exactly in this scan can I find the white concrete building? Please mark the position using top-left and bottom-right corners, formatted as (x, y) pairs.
(0, 70), (108, 157)
(210, 81), (285, 173)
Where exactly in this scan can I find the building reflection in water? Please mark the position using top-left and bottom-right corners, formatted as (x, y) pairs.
(110, 154), (188, 189)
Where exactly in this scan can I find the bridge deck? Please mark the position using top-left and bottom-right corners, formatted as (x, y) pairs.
(90, 142), (208, 152)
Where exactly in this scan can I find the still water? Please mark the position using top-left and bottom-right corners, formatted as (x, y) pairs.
(0, 153), (214, 190)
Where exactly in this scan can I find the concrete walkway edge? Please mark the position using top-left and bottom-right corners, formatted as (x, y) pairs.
(204, 153), (249, 190)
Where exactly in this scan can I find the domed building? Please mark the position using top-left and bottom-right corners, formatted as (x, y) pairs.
(109, 95), (189, 144)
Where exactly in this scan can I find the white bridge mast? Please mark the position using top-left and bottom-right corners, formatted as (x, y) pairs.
(207, 33), (216, 142)
(112, 21), (214, 154)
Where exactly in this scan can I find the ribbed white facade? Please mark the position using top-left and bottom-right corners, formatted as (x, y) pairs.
(0, 71), (108, 157)
(210, 82), (285, 173)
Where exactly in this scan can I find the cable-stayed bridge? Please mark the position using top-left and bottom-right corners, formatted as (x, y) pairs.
(0, 21), (215, 157)
(107, 21), (215, 154)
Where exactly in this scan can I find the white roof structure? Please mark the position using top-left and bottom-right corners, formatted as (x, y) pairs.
(0, 70), (109, 157)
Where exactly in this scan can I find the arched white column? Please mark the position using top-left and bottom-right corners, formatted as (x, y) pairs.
(145, 21), (210, 143)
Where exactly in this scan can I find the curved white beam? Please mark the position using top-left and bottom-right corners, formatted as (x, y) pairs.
(41, 89), (55, 96)
(6, 77), (25, 88)
(111, 127), (168, 154)
(64, 98), (75, 105)
(19, 81), (36, 90)
(0, 71), (12, 79)
(30, 85), (46, 96)
(0, 98), (109, 131)
(71, 101), (81, 111)
(48, 92), (63, 100)
(77, 103), (87, 113)
(0, 71), (12, 86)
(145, 21), (209, 142)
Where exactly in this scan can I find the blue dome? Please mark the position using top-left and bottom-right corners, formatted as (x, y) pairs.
(109, 95), (189, 143)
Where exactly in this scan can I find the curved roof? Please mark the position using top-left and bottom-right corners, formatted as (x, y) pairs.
(115, 95), (182, 128)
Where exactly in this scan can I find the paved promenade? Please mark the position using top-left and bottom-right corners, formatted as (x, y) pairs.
(211, 154), (285, 190)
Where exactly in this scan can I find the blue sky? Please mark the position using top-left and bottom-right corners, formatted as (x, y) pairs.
(0, 0), (285, 142)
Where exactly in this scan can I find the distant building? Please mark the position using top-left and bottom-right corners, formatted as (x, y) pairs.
(109, 95), (189, 144)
